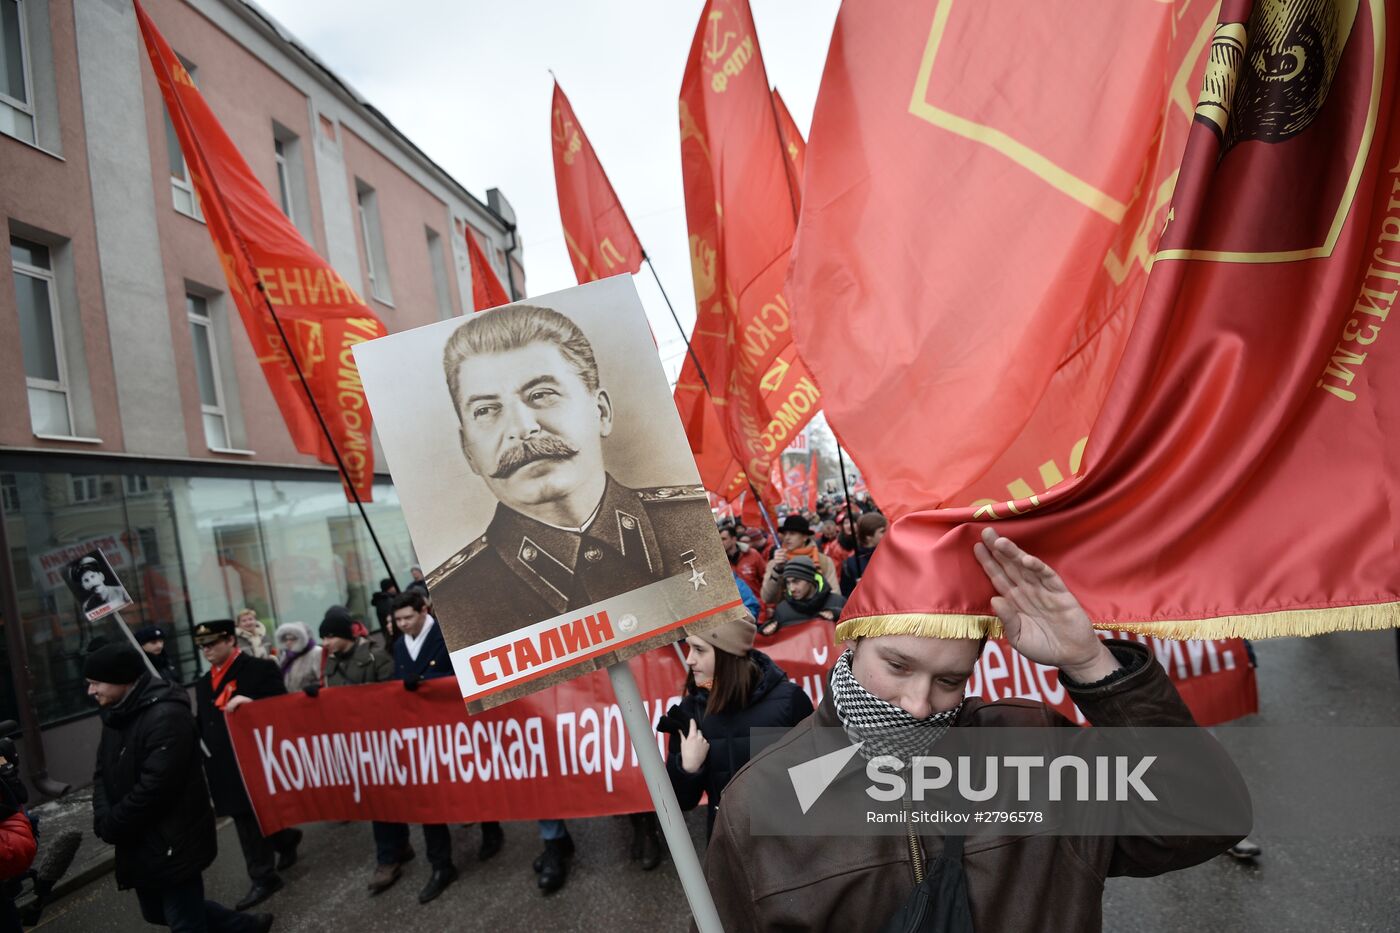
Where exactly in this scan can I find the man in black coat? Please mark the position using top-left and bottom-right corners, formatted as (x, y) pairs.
(386, 591), (500, 904)
(193, 620), (302, 912)
(85, 642), (270, 931)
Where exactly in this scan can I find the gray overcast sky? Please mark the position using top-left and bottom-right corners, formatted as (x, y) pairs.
(254, 0), (842, 381)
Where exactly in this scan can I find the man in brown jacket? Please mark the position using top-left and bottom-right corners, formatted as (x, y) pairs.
(705, 528), (1250, 932)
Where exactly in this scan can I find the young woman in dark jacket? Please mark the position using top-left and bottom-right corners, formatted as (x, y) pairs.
(665, 616), (815, 839)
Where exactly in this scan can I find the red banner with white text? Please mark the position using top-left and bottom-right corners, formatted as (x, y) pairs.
(228, 624), (1255, 833)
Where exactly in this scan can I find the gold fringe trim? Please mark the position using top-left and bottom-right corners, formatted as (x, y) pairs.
(834, 601), (1400, 643)
(835, 613), (1003, 643)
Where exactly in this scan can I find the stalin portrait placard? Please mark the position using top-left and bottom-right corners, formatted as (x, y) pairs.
(354, 276), (746, 710)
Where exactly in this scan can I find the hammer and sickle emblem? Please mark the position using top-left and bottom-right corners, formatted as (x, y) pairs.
(690, 235), (718, 304)
(704, 9), (735, 63)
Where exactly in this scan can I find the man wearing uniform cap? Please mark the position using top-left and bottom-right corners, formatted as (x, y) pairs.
(191, 619), (302, 912)
(427, 303), (719, 646)
(133, 624), (177, 682)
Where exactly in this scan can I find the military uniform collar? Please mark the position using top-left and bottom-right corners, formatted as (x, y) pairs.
(486, 474), (660, 615)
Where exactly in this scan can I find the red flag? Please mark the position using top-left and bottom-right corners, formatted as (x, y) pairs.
(771, 88), (806, 207)
(739, 490), (763, 530)
(463, 224), (511, 311)
(828, 0), (1400, 641)
(676, 373), (748, 503)
(787, 0), (1217, 519)
(135, 2), (384, 502)
(676, 0), (821, 506)
(807, 454), (819, 513)
(551, 81), (644, 283)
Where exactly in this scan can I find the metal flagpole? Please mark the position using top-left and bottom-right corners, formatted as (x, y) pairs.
(607, 662), (723, 933)
(256, 286), (400, 592)
(751, 483), (781, 541)
(644, 252), (712, 396)
(835, 444), (870, 578)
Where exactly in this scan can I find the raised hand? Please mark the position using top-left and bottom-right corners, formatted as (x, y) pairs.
(680, 719), (710, 774)
(972, 528), (1118, 683)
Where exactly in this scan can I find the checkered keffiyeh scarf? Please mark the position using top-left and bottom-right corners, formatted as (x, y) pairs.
(831, 648), (961, 764)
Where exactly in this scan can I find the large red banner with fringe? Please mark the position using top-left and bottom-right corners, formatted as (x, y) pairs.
(795, 0), (1400, 642)
(228, 625), (1254, 832)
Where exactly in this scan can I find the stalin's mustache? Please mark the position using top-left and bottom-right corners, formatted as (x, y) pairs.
(492, 434), (579, 480)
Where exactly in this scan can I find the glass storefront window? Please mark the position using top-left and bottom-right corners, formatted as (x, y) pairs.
(0, 464), (418, 726)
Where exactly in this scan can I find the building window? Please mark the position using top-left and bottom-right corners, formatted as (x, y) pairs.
(355, 179), (391, 304)
(425, 227), (452, 319)
(273, 137), (294, 222)
(0, 0), (35, 144)
(70, 474), (99, 503)
(11, 236), (74, 437)
(0, 474), (18, 513)
(135, 525), (160, 565)
(164, 55), (202, 220)
(270, 123), (314, 243)
(123, 474), (151, 495)
(187, 294), (230, 449)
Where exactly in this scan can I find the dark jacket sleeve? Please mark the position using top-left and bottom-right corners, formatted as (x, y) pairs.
(784, 681), (815, 726)
(371, 645), (395, 683)
(91, 742), (110, 840)
(101, 705), (196, 843)
(1066, 640), (1251, 877)
(391, 640), (408, 680)
(240, 657), (288, 700)
(702, 800), (762, 933)
(665, 697), (707, 812)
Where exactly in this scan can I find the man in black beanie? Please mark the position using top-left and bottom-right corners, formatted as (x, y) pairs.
(86, 643), (270, 931)
(133, 625), (178, 682)
(765, 555), (846, 633)
(318, 609), (393, 689)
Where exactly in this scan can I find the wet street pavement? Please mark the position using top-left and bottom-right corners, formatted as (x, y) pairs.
(31, 629), (1400, 932)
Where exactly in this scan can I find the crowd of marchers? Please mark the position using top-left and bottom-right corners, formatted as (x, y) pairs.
(34, 489), (1262, 933)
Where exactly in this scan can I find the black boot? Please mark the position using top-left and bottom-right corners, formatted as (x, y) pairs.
(535, 835), (574, 894)
(418, 865), (458, 904)
(479, 821), (504, 861)
(275, 827), (304, 871)
(532, 832), (574, 873)
(640, 813), (664, 871)
(234, 876), (283, 911)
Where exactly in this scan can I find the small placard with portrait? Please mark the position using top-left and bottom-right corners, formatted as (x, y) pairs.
(63, 548), (134, 623)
